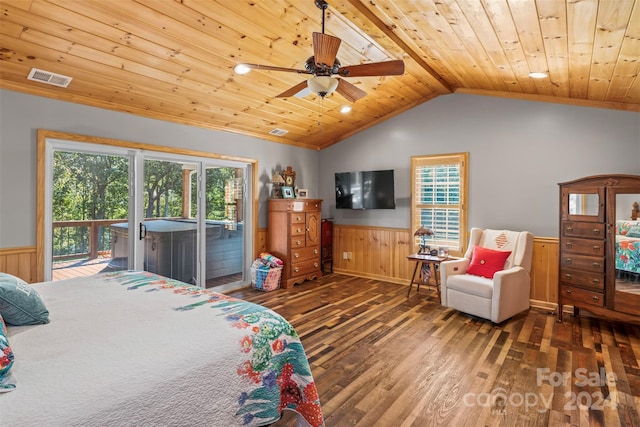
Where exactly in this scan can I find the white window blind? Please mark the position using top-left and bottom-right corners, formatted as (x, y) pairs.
(411, 153), (468, 255)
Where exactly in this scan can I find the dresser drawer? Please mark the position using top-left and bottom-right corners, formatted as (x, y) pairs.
(560, 285), (604, 307)
(561, 238), (605, 256)
(291, 258), (320, 277)
(290, 223), (306, 236)
(290, 236), (306, 249)
(291, 246), (319, 262)
(560, 254), (604, 272)
(562, 221), (605, 239)
(290, 213), (306, 224)
(560, 268), (604, 290)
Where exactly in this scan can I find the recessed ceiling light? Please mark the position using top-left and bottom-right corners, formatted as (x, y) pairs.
(528, 72), (548, 79)
(234, 64), (251, 75)
(340, 105), (352, 114)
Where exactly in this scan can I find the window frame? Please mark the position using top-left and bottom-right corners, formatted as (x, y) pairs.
(410, 152), (468, 258)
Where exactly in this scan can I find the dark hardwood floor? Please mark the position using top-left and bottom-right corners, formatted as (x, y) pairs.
(228, 273), (640, 427)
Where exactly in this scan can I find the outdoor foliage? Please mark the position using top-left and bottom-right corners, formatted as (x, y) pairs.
(52, 151), (241, 257)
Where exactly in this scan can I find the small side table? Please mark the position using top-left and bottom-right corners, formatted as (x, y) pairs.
(406, 253), (448, 301)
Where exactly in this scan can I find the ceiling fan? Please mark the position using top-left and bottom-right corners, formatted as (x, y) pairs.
(233, 0), (405, 102)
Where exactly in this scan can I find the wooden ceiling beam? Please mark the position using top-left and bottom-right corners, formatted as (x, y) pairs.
(345, 0), (452, 94)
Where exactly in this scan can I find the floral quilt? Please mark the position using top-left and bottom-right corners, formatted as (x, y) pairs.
(616, 220), (640, 274)
(2, 271), (323, 427)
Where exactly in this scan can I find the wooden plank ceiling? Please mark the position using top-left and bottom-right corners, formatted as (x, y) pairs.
(1, 0), (638, 150)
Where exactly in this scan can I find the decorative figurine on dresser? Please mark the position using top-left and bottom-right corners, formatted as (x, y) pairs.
(268, 197), (323, 289)
(557, 174), (640, 324)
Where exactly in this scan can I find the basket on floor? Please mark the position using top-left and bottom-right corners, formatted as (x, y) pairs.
(251, 263), (282, 292)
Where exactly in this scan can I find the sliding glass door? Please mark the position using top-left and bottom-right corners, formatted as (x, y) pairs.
(50, 149), (131, 280)
(45, 138), (251, 289)
(201, 165), (245, 288)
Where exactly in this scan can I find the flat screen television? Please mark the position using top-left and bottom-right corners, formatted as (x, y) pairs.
(335, 169), (395, 209)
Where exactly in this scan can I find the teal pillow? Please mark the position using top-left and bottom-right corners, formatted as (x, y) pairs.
(626, 225), (640, 238)
(0, 313), (15, 392)
(0, 272), (49, 326)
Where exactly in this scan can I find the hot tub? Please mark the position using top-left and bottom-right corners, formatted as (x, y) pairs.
(109, 219), (243, 284)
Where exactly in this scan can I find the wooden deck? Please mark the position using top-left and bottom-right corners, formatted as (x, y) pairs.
(51, 256), (242, 288)
(52, 257), (111, 281)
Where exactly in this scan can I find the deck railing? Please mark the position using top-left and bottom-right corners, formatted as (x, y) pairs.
(52, 219), (127, 261)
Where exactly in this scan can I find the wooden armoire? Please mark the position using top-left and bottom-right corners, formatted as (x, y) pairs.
(267, 199), (322, 289)
(557, 175), (640, 324)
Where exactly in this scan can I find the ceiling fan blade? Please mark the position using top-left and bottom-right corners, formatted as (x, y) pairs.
(276, 80), (310, 98)
(313, 32), (341, 69)
(337, 60), (405, 77)
(335, 78), (367, 102)
(237, 63), (309, 74)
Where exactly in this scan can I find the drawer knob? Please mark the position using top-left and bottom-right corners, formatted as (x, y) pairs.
(592, 262), (600, 268)
(566, 289), (572, 295)
(564, 258), (572, 264)
(566, 227), (573, 232)
(314, 263), (318, 268)
(296, 240), (301, 245)
(294, 253), (299, 258)
(294, 267), (299, 273)
(314, 249), (318, 254)
(297, 228), (302, 233)
(564, 274), (572, 279)
(565, 243), (573, 248)
(592, 229), (600, 234)
(592, 296), (600, 301)
(592, 279), (600, 284)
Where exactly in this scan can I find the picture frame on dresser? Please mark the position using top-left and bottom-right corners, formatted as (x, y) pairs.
(281, 186), (295, 199)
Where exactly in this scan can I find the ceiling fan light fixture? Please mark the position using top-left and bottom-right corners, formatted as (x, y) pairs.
(308, 76), (339, 98)
(234, 64), (251, 75)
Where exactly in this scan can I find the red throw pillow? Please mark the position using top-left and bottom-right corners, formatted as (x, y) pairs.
(466, 245), (512, 279)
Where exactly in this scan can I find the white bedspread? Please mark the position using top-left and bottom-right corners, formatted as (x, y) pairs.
(0, 271), (323, 426)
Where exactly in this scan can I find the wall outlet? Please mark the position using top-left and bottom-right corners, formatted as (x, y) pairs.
(347, 252), (352, 260)
(343, 252), (348, 260)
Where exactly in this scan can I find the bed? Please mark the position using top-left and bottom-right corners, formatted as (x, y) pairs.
(0, 270), (323, 427)
(616, 202), (640, 277)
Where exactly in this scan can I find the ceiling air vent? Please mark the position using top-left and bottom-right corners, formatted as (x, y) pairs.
(268, 128), (288, 136)
(27, 68), (73, 88)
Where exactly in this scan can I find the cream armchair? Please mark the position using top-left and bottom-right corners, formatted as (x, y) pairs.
(440, 228), (534, 323)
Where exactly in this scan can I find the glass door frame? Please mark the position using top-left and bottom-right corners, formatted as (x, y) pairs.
(37, 130), (257, 287)
(43, 139), (138, 280)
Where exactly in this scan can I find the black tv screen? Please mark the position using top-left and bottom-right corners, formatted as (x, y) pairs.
(335, 169), (395, 209)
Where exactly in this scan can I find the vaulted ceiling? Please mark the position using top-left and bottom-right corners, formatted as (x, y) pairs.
(1, 0), (639, 150)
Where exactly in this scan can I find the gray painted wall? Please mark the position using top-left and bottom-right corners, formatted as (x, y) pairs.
(0, 89), (319, 248)
(319, 94), (640, 237)
(1, 90), (638, 248)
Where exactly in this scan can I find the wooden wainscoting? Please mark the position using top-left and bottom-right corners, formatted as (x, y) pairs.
(255, 228), (267, 257)
(332, 224), (559, 306)
(0, 246), (37, 283)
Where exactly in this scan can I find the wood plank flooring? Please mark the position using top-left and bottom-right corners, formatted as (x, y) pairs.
(228, 273), (640, 427)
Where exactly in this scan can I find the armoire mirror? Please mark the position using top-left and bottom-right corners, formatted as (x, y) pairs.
(615, 193), (640, 298)
(568, 192), (599, 216)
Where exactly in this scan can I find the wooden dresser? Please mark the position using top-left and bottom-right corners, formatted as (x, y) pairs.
(558, 175), (640, 324)
(267, 199), (322, 289)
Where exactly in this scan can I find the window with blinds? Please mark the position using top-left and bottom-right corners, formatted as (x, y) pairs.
(411, 153), (468, 256)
